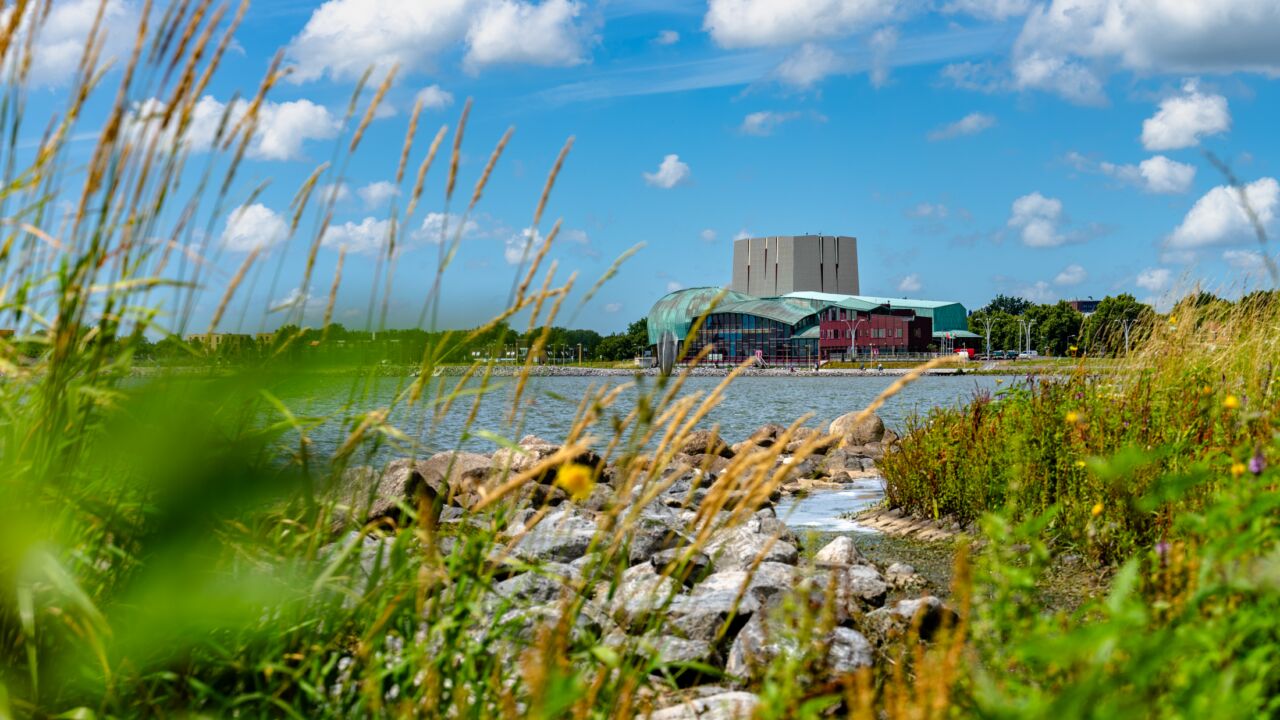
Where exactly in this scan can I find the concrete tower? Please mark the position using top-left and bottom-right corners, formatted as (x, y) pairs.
(729, 235), (859, 296)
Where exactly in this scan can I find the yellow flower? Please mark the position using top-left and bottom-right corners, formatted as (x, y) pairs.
(996, 379), (1004, 384)
(1091, 502), (1104, 517)
(556, 463), (596, 501)
(1223, 395), (1241, 410)
(1231, 462), (1247, 478)
(1065, 411), (1080, 424)
(1074, 460), (1087, 469)
(1201, 385), (1213, 396)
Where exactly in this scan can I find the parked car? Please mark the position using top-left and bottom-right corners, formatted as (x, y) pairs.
(1017, 350), (1040, 359)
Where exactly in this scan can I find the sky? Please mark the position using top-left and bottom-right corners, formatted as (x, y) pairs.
(18, 0), (1280, 333)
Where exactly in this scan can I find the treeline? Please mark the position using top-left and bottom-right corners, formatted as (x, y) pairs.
(968, 289), (1280, 357)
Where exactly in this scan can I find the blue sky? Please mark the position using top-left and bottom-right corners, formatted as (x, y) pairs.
(20, 0), (1280, 333)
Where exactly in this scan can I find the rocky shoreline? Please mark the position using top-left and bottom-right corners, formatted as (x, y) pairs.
(329, 411), (955, 717)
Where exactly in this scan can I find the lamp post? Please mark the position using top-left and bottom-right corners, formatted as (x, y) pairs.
(845, 316), (865, 362)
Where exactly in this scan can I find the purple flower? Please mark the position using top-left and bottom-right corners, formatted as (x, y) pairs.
(1249, 450), (1266, 476)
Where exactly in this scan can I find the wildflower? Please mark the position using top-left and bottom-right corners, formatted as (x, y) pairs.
(1074, 460), (1086, 469)
(996, 378), (1004, 384)
(1065, 410), (1080, 424)
(1222, 394), (1240, 410)
(1201, 385), (1213, 396)
(1249, 450), (1266, 476)
(1091, 502), (1103, 517)
(556, 462), (596, 500)
(1231, 461), (1246, 478)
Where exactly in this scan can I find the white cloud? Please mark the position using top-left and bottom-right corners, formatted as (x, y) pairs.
(1223, 249), (1270, 273)
(1010, 52), (1105, 105)
(1141, 80), (1231, 151)
(654, 29), (680, 45)
(704, 0), (897, 48)
(221, 204), (288, 252)
(1015, 280), (1055, 304)
(774, 43), (843, 89)
(908, 202), (948, 218)
(322, 217), (392, 255)
(504, 228), (542, 265)
(416, 84), (455, 110)
(739, 111), (801, 136)
(604, 302), (623, 313)
(1135, 267), (1171, 292)
(269, 287), (324, 315)
(868, 26), (898, 88)
(316, 183), (351, 204)
(1007, 192), (1065, 247)
(927, 112), (996, 141)
(1073, 154), (1197, 194)
(357, 181), (401, 209)
(942, 0), (1031, 20)
(643, 154), (691, 189)
(415, 212), (480, 243)
(128, 95), (338, 161)
(1166, 177), (1278, 249)
(1012, 1), (1280, 105)
(0, 0), (138, 86)
(666, 280), (684, 293)
(700, 229), (718, 242)
(897, 273), (922, 293)
(287, 0), (591, 83)
(1053, 263), (1086, 286)
(733, 229), (752, 241)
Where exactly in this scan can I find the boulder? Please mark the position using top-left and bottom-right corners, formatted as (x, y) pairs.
(828, 412), (885, 448)
(628, 515), (692, 565)
(597, 563), (681, 629)
(703, 524), (799, 572)
(648, 691), (759, 720)
(494, 601), (613, 644)
(687, 453), (732, 476)
(811, 564), (889, 614)
(726, 614), (873, 680)
(813, 536), (869, 567)
(863, 596), (957, 645)
(508, 509), (599, 562)
(681, 430), (734, 459)
(419, 451), (490, 496)
(884, 562), (925, 590)
(650, 548), (712, 586)
(747, 424), (787, 448)
(667, 563), (798, 643)
(331, 458), (445, 530)
(490, 442), (603, 485)
(493, 564), (577, 604)
(635, 635), (719, 677)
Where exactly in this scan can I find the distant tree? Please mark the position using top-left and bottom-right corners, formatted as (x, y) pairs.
(968, 309), (1022, 353)
(1081, 294), (1154, 356)
(983, 293), (1034, 316)
(1026, 301), (1084, 356)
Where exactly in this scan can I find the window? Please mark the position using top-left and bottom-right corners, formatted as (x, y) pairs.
(895, 328), (902, 338)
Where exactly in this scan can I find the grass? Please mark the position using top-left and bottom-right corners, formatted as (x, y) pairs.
(4, 2), (1280, 718)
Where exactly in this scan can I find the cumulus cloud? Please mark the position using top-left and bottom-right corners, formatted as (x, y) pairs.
(773, 43), (843, 89)
(322, 217), (392, 255)
(654, 29), (680, 45)
(700, 229), (718, 243)
(128, 95), (338, 161)
(415, 212), (480, 243)
(269, 287), (325, 315)
(1069, 153), (1197, 194)
(1223, 249), (1271, 273)
(897, 273), (922, 293)
(1007, 192), (1066, 247)
(927, 112), (996, 141)
(316, 182), (351, 204)
(869, 26), (898, 88)
(287, 0), (592, 83)
(221, 204), (288, 252)
(733, 229), (752, 241)
(643, 154), (691, 189)
(1135, 267), (1171, 292)
(666, 280), (684, 293)
(739, 111), (801, 136)
(416, 84), (455, 110)
(1141, 80), (1231, 151)
(504, 228), (542, 265)
(1166, 177), (1278, 249)
(1053, 263), (1086, 286)
(604, 302), (623, 313)
(357, 181), (401, 209)
(0, 0), (139, 86)
(703, 0), (897, 48)
(1012, 1), (1280, 105)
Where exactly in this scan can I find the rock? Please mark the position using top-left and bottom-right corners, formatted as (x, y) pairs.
(828, 412), (885, 448)
(651, 548), (712, 586)
(748, 423), (787, 447)
(508, 509), (599, 562)
(494, 601), (613, 644)
(813, 536), (869, 567)
(628, 515), (692, 565)
(821, 448), (872, 476)
(331, 459), (445, 529)
(667, 563), (798, 643)
(635, 635), (718, 677)
(490, 442), (603, 485)
(703, 524), (799, 572)
(687, 453), (732, 476)
(418, 451), (490, 497)
(681, 430), (734, 458)
(811, 564), (889, 613)
(493, 564), (577, 604)
(648, 691), (759, 720)
(597, 563), (681, 629)
(884, 562), (925, 590)
(863, 596), (957, 645)
(726, 614), (872, 681)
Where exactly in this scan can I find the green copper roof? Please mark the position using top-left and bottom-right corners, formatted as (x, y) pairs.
(782, 292), (968, 331)
(646, 287), (754, 345)
(714, 298), (821, 325)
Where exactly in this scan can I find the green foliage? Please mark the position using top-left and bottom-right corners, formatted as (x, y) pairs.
(1080, 294), (1155, 356)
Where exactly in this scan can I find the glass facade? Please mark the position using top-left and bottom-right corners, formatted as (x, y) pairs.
(693, 312), (819, 365)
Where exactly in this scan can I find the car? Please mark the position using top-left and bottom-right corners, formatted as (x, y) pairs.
(1017, 350), (1040, 359)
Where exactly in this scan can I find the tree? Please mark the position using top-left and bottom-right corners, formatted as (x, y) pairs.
(967, 309), (1022, 353)
(1081, 294), (1154, 356)
(983, 293), (1034, 316)
(1026, 301), (1084, 356)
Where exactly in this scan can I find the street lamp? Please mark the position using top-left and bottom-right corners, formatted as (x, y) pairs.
(844, 316), (865, 362)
